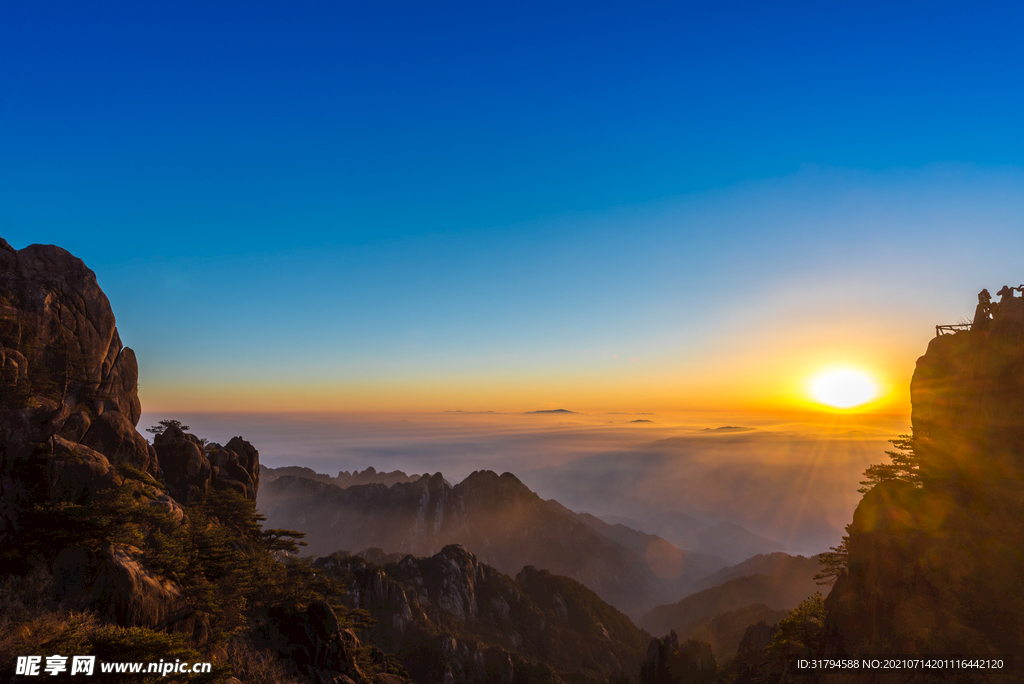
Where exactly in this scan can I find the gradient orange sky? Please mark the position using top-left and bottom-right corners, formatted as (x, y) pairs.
(123, 164), (1021, 418)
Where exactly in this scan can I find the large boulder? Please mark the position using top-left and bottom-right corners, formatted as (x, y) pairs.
(80, 410), (156, 476)
(53, 542), (191, 630)
(1, 238), (151, 530)
(153, 425), (212, 504)
(45, 436), (118, 504)
(0, 239), (141, 435)
(209, 437), (260, 501)
(641, 632), (718, 684)
(153, 427), (260, 503)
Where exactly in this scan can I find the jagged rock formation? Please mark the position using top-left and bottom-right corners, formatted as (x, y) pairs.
(640, 631), (717, 684)
(154, 425), (260, 503)
(261, 599), (376, 684)
(735, 620), (777, 664)
(313, 544), (650, 684)
(824, 300), (1024, 665)
(0, 241), (178, 633)
(670, 604), (788, 662)
(261, 464), (425, 490)
(260, 469), (725, 619)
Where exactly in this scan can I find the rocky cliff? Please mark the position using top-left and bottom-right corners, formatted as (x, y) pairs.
(824, 296), (1024, 666)
(0, 239), (393, 684)
(0, 239), (261, 533)
(312, 544), (650, 684)
(639, 631), (717, 684)
(0, 239), (156, 525)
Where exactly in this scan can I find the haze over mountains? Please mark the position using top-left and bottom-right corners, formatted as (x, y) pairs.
(639, 553), (822, 637)
(168, 409), (899, 557)
(257, 463), (826, 628)
(259, 468), (730, 620)
(600, 513), (783, 565)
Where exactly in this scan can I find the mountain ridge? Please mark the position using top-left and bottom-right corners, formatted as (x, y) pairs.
(259, 469), (729, 620)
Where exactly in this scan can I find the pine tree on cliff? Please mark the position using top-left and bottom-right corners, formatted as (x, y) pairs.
(815, 433), (923, 585)
(857, 432), (923, 493)
(146, 419), (189, 435)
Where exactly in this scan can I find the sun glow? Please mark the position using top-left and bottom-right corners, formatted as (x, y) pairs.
(809, 368), (879, 409)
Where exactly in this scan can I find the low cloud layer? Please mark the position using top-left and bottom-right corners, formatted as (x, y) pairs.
(140, 411), (902, 555)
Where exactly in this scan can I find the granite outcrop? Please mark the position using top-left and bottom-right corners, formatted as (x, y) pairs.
(823, 291), (1024, 669)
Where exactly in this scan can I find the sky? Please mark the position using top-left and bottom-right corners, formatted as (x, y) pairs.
(3, 1), (1024, 416)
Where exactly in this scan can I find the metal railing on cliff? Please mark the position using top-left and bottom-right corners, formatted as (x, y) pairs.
(935, 324), (972, 336)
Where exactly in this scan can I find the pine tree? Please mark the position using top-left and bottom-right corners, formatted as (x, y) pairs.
(813, 528), (850, 586)
(858, 432), (922, 493)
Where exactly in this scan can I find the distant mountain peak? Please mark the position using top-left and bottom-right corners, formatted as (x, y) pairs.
(525, 408), (577, 414)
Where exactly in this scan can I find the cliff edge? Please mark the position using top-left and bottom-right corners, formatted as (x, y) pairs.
(824, 292), (1024, 662)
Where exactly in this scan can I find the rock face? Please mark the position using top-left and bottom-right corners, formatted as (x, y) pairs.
(735, 620), (776, 665)
(262, 600), (370, 684)
(0, 239), (144, 450)
(824, 303), (1024, 661)
(0, 238), (259, 631)
(54, 541), (191, 629)
(153, 426), (260, 503)
(640, 631), (718, 684)
(260, 469), (725, 619)
(1, 239), (154, 535)
(314, 544), (650, 684)
(910, 312), (1024, 490)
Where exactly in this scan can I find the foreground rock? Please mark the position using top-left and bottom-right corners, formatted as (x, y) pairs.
(1, 239), (155, 536)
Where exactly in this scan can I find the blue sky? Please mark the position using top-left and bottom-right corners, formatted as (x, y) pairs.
(3, 1), (1023, 411)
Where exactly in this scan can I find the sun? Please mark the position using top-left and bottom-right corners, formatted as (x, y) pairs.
(809, 368), (879, 409)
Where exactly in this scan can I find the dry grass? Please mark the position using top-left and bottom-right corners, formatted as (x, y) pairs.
(0, 565), (58, 630)
(224, 638), (304, 684)
(0, 609), (104, 674)
(0, 568), (93, 670)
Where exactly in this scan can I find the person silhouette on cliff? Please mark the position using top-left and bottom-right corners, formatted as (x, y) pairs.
(973, 289), (993, 331)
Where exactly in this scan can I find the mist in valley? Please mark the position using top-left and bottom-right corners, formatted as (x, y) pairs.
(142, 409), (905, 556)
